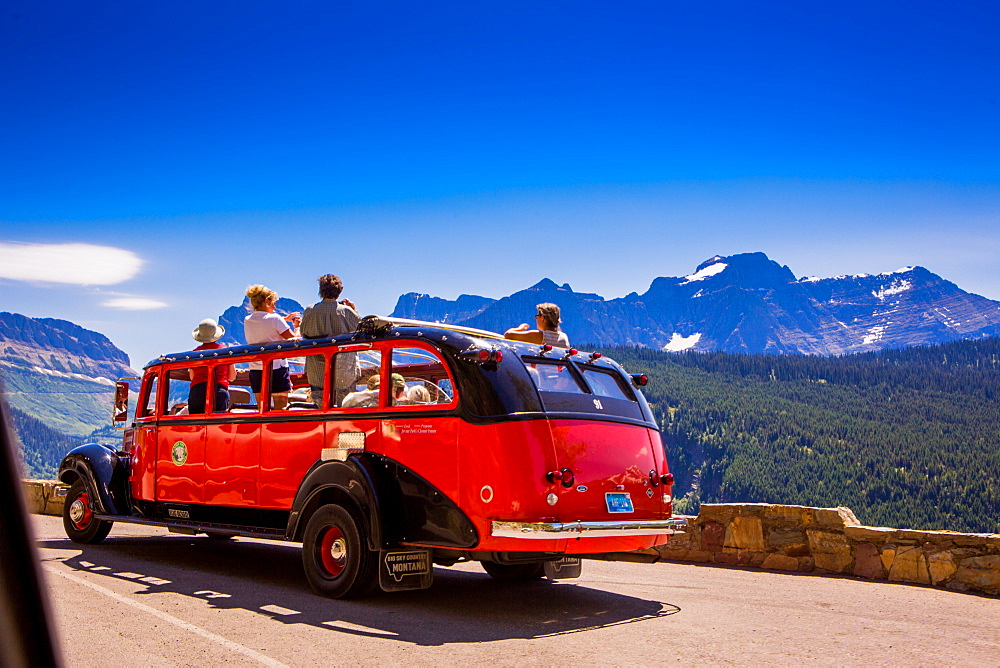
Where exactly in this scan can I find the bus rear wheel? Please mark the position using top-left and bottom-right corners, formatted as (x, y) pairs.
(481, 560), (545, 581)
(62, 479), (113, 544)
(302, 504), (378, 598)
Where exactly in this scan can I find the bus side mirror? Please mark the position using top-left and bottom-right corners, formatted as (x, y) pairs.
(113, 381), (129, 424)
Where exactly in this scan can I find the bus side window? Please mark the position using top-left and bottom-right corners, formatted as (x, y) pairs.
(283, 355), (324, 410)
(229, 363), (258, 412)
(337, 350), (382, 409)
(140, 375), (159, 418)
(164, 368), (193, 415)
(330, 351), (362, 408)
(390, 346), (453, 406)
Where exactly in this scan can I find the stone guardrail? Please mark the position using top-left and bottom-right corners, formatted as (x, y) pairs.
(22, 479), (66, 517)
(647, 503), (1000, 597)
(22, 481), (999, 596)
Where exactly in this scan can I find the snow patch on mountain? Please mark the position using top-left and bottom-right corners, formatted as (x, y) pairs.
(862, 326), (886, 345)
(873, 279), (913, 300)
(0, 360), (118, 386)
(681, 262), (727, 285)
(663, 332), (702, 352)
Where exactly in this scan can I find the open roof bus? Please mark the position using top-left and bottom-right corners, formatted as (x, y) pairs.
(60, 316), (686, 598)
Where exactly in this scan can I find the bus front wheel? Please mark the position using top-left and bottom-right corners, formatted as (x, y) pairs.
(62, 479), (113, 544)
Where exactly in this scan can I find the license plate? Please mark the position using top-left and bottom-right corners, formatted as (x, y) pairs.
(605, 492), (634, 513)
(379, 550), (433, 592)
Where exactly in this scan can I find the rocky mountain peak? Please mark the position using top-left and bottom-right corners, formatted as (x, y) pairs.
(707, 252), (797, 289)
(528, 278), (567, 292)
(0, 312), (135, 379)
(390, 252), (1000, 355)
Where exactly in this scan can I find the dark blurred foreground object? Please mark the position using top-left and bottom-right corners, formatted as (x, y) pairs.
(0, 392), (61, 667)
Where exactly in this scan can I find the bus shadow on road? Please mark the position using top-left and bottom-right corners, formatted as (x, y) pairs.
(42, 534), (680, 646)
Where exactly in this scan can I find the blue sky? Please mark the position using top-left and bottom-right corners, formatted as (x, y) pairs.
(1, 1), (998, 369)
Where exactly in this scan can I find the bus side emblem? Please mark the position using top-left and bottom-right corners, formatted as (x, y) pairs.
(171, 441), (188, 466)
(593, 399), (604, 410)
(480, 486), (494, 503)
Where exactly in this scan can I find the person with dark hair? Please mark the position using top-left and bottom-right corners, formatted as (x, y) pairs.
(300, 274), (361, 405)
(505, 302), (570, 348)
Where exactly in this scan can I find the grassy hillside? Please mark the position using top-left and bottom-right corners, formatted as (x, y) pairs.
(1, 363), (114, 437)
(598, 338), (1000, 534)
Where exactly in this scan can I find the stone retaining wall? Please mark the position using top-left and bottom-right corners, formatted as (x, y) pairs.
(21, 481), (1000, 597)
(22, 479), (66, 516)
(653, 503), (1000, 597)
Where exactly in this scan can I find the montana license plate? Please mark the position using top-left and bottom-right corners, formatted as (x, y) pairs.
(605, 491), (634, 513)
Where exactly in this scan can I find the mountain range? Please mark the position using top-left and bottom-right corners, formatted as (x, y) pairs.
(391, 252), (1000, 355)
(4, 250), (1000, 483)
(0, 313), (138, 466)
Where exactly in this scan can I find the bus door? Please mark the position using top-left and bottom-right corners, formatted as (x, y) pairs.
(204, 361), (260, 506)
(155, 366), (207, 505)
(530, 359), (662, 520)
(258, 349), (383, 509)
(380, 345), (460, 500)
(130, 371), (160, 502)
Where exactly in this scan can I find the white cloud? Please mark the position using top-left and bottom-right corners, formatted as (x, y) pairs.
(101, 297), (168, 310)
(0, 242), (143, 285)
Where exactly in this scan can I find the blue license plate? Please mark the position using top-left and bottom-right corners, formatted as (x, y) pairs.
(605, 492), (634, 513)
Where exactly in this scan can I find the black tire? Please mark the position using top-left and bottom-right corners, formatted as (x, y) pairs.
(481, 560), (545, 581)
(62, 479), (113, 544)
(301, 504), (378, 599)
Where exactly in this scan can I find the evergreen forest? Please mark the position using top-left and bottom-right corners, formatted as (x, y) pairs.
(596, 337), (1000, 534)
(8, 404), (79, 479)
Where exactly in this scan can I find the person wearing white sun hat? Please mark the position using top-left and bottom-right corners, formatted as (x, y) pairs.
(188, 318), (236, 414)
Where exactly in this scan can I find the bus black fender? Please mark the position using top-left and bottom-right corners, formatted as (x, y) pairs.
(57, 443), (131, 516)
(287, 457), (386, 551)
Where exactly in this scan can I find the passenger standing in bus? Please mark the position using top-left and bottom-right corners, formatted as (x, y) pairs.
(504, 302), (571, 348)
(188, 318), (236, 413)
(244, 284), (301, 409)
(299, 274), (361, 406)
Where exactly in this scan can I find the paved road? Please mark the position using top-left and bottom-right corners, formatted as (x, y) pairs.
(31, 513), (999, 666)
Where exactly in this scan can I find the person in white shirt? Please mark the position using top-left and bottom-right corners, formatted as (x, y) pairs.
(244, 284), (301, 409)
(342, 374), (380, 408)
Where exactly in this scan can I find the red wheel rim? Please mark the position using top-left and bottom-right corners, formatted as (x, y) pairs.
(318, 526), (347, 577)
(69, 491), (93, 530)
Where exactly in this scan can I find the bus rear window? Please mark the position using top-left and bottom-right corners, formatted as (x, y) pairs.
(529, 362), (587, 394)
(579, 366), (635, 402)
(524, 358), (644, 421)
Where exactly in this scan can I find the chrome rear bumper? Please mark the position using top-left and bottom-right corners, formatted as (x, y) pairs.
(491, 518), (688, 539)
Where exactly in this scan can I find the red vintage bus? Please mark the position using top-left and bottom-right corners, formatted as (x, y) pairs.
(59, 316), (686, 598)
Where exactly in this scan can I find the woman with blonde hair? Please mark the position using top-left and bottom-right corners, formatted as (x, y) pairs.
(244, 284), (301, 409)
(504, 302), (570, 348)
